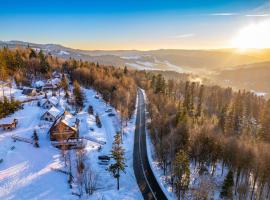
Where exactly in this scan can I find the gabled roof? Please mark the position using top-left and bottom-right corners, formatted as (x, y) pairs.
(40, 97), (59, 107)
(34, 80), (45, 88)
(46, 78), (61, 86)
(61, 113), (79, 131)
(48, 96), (59, 106)
(0, 117), (15, 125)
(42, 106), (64, 119)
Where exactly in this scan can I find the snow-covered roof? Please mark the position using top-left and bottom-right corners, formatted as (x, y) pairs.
(0, 117), (15, 125)
(46, 78), (61, 86)
(49, 97), (59, 106)
(52, 78), (61, 85)
(61, 114), (79, 130)
(34, 80), (45, 87)
(43, 106), (63, 119)
(40, 97), (59, 106)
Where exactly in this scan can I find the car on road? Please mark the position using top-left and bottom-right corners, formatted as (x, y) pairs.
(105, 108), (112, 113)
(98, 155), (110, 165)
(108, 113), (115, 117)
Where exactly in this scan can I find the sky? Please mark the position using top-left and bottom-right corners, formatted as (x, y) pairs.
(0, 0), (270, 50)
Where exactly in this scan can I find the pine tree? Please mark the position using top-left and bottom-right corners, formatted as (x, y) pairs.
(73, 80), (84, 108)
(108, 132), (126, 190)
(261, 100), (270, 141)
(173, 150), (190, 199)
(220, 170), (234, 199)
(32, 130), (39, 148)
(38, 50), (50, 74)
(88, 105), (94, 115)
(124, 66), (128, 74)
(184, 81), (190, 112)
(196, 84), (204, 117)
(29, 49), (37, 59)
(155, 74), (165, 94)
(61, 75), (69, 98)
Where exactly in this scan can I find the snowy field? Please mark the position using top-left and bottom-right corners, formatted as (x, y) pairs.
(0, 86), (142, 200)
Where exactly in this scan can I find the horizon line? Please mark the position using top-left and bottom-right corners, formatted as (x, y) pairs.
(1, 40), (270, 51)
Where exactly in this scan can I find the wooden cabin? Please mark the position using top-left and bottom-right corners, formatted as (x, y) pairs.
(0, 118), (18, 130)
(49, 113), (80, 141)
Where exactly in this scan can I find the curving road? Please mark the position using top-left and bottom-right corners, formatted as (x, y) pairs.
(133, 89), (168, 200)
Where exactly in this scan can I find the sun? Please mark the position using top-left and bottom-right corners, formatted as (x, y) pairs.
(231, 19), (270, 50)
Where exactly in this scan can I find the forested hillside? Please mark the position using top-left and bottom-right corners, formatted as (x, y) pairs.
(134, 71), (270, 199)
(0, 47), (136, 122)
(1, 47), (270, 199)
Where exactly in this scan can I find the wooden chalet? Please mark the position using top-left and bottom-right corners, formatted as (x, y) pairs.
(0, 118), (18, 130)
(49, 112), (80, 141)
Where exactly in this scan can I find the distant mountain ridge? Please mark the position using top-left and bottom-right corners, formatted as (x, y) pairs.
(1, 40), (270, 73)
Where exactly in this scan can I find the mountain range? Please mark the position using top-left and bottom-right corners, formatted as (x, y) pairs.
(1, 40), (270, 96)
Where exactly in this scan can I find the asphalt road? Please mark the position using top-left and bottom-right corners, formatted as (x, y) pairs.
(133, 89), (168, 200)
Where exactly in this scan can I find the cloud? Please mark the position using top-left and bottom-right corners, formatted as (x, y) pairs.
(245, 14), (270, 17)
(210, 13), (238, 16)
(170, 33), (195, 39)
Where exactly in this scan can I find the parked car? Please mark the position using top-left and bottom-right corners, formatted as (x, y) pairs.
(108, 113), (115, 117)
(98, 155), (110, 165)
(98, 155), (110, 160)
(94, 95), (99, 99)
(105, 108), (112, 113)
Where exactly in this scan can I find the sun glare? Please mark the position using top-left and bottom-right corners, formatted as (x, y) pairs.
(232, 19), (270, 50)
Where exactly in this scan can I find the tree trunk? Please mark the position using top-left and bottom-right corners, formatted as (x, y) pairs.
(258, 181), (265, 200)
(235, 167), (241, 195)
(117, 168), (120, 190)
(250, 173), (258, 200)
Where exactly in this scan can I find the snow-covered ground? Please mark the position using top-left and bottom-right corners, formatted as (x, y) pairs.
(0, 84), (34, 102)
(0, 86), (142, 200)
(125, 59), (186, 73)
(80, 89), (142, 200)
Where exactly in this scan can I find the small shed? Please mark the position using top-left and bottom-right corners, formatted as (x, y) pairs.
(41, 106), (63, 122)
(22, 88), (36, 96)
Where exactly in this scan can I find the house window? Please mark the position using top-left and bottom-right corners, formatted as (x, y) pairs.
(50, 118), (53, 121)
(45, 117), (48, 121)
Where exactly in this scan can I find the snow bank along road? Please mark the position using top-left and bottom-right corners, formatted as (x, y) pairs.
(133, 89), (167, 200)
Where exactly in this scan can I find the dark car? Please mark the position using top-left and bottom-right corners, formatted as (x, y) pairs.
(98, 155), (110, 165)
(105, 108), (113, 113)
(108, 113), (115, 117)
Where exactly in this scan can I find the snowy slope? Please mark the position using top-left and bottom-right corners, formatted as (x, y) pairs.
(0, 86), (142, 200)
